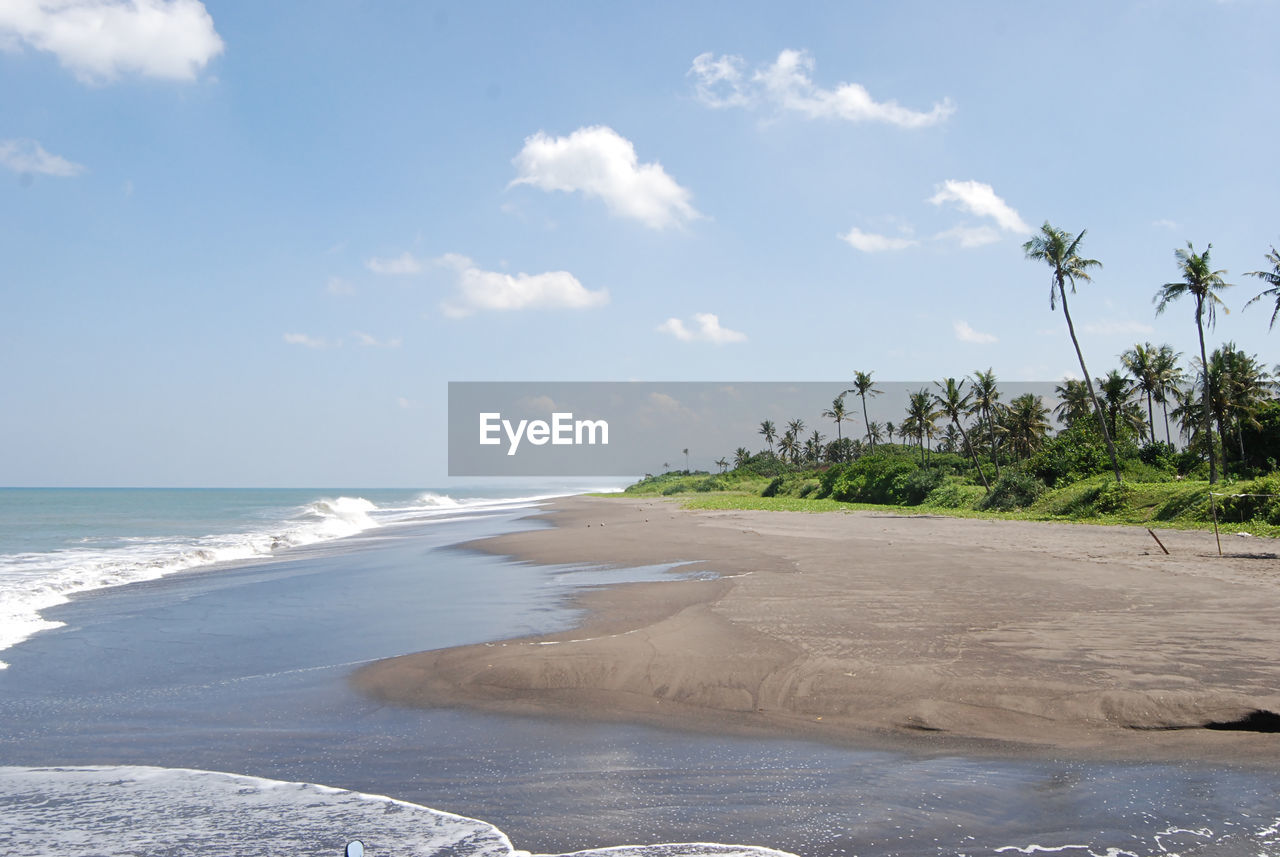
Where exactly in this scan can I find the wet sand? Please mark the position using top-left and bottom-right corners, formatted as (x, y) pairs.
(353, 496), (1280, 762)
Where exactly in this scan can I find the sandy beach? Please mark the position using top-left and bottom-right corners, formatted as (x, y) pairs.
(353, 496), (1280, 762)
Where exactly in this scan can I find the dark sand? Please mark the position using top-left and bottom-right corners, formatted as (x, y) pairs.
(353, 496), (1280, 762)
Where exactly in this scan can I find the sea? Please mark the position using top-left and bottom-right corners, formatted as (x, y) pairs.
(1, 487), (1277, 857)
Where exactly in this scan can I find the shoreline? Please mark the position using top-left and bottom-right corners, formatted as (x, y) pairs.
(353, 495), (1280, 763)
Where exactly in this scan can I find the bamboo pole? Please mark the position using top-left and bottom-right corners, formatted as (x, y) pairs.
(1209, 492), (1222, 557)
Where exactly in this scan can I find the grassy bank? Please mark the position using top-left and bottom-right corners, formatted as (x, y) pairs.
(613, 467), (1280, 539)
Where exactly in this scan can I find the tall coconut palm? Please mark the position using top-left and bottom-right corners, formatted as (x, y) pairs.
(1208, 343), (1272, 469)
(1154, 241), (1233, 483)
(778, 430), (798, 465)
(1053, 378), (1092, 428)
(1244, 244), (1280, 329)
(1023, 223), (1122, 483)
(934, 377), (991, 491)
(715, 456), (728, 474)
(904, 388), (938, 465)
(970, 368), (1003, 476)
(806, 430), (826, 465)
(733, 447), (751, 469)
(759, 420), (776, 457)
(1000, 393), (1052, 460)
(848, 371), (882, 450)
(866, 421), (885, 447)
(1096, 369), (1144, 442)
(1121, 342), (1161, 442)
(1152, 344), (1185, 445)
(821, 395), (852, 445)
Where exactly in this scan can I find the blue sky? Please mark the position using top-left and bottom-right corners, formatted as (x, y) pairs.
(2, 0), (1277, 487)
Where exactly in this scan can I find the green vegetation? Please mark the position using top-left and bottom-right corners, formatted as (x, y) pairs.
(619, 230), (1280, 537)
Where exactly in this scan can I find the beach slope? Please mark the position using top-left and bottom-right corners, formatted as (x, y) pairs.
(353, 497), (1280, 760)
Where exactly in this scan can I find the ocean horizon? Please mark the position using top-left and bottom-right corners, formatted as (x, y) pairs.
(2, 487), (1278, 857)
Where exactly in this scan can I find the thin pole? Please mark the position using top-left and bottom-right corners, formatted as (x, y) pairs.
(1210, 492), (1222, 557)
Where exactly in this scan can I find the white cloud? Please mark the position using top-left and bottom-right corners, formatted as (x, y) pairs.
(0, 138), (84, 176)
(657, 312), (747, 344)
(325, 276), (355, 295)
(437, 253), (608, 317)
(1081, 320), (1156, 336)
(953, 320), (997, 344)
(0, 0), (224, 84)
(352, 331), (401, 348)
(839, 226), (918, 252)
(690, 49), (954, 128)
(933, 224), (1002, 248)
(688, 52), (750, 108)
(928, 180), (1030, 234)
(366, 252), (424, 275)
(510, 126), (700, 230)
(396, 397), (412, 409)
(283, 332), (331, 349)
(1152, 218), (1179, 231)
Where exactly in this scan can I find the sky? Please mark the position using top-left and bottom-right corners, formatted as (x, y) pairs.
(2, 0), (1278, 487)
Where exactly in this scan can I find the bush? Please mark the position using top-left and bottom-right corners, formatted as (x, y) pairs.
(827, 454), (922, 505)
(760, 476), (784, 498)
(1215, 475), (1280, 525)
(924, 478), (986, 509)
(980, 469), (1047, 511)
(1028, 425), (1110, 487)
(902, 466), (945, 505)
(1138, 441), (1178, 472)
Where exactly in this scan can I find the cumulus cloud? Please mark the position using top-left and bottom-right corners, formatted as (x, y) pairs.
(839, 226), (917, 252)
(0, 138), (84, 176)
(657, 312), (747, 344)
(933, 224), (1002, 248)
(689, 49), (954, 128)
(283, 332), (331, 349)
(510, 126), (699, 230)
(437, 253), (608, 317)
(928, 180), (1030, 234)
(0, 0), (224, 84)
(366, 252), (424, 275)
(953, 320), (997, 344)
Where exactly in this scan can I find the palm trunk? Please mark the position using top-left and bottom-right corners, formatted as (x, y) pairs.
(1195, 299), (1217, 484)
(1162, 399), (1172, 446)
(956, 419), (991, 491)
(984, 407), (1001, 477)
(1146, 391), (1155, 445)
(1060, 280), (1123, 483)
(859, 394), (872, 450)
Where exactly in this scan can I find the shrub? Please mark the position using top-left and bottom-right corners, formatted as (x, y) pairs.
(980, 469), (1047, 511)
(924, 478), (985, 509)
(760, 476), (784, 498)
(827, 455), (922, 505)
(1028, 425), (1110, 487)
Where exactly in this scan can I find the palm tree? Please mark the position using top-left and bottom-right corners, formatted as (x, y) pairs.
(1121, 343), (1161, 443)
(884, 421), (896, 446)
(1208, 343), (1272, 469)
(1096, 369), (1144, 442)
(1152, 344), (1185, 446)
(733, 447), (751, 469)
(1023, 223), (1122, 483)
(821, 395), (852, 446)
(1154, 241), (1233, 483)
(1053, 378), (1092, 428)
(1000, 393), (1052, 460)
(759, 420), (776, 457)
(682, 448), (690, 472)
(848, 371), (882, 450)
(805, 430), (826, 465)
(904, 387), (938, 465)
(1244, 243), (1280, 329)
(715, 456), (728, 473)
(778, 430), (798, 465)
(970, 368), (1003, 476)
(866, 421), (885, 448)
(934, 377), (991, 491)
(787, 418), (805, 442)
